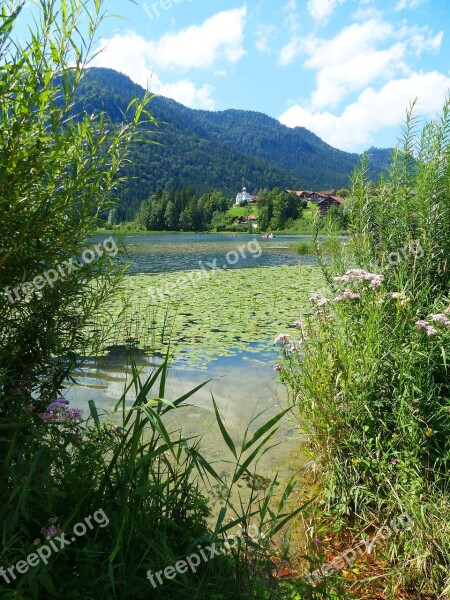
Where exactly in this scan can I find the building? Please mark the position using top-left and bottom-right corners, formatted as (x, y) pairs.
(285, 190), (313, 199)
(317, 196), (344, 217)
(234, 215), (259, 229)
(235, 187), (252, 206)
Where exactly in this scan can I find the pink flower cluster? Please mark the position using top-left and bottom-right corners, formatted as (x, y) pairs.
(38, 396), (83, 423)
(309, 293), (329, 307)
(429, 313), (450, 326)
(415, 320), (438, 336)
(415, 313), (450, 337)
(335, 290), (361, 302)
(334, 269), (384, 290)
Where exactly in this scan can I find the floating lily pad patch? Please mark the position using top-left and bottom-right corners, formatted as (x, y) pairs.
(90, 265), (325, 365)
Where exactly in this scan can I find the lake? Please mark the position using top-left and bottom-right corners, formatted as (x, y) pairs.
(66, 233), (322, 484)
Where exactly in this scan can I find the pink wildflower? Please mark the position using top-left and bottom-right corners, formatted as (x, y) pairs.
(415, 320), (429, 330)
(426, 326), (438, 336)
(273, 363), (282, 372)
(429, 313), (450, 326)
(369, 275), (384, 289)
(310, 293), (328, 307)
(334, 269), (383, 289)
(335, 289), (361, 301)
(391, 459), (398, 466)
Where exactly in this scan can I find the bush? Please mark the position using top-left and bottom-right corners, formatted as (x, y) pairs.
(277, 101), (450, 596)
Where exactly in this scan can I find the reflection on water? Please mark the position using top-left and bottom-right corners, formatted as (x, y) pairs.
(66, 347), (300, 479)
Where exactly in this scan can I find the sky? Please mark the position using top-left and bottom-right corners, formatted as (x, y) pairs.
(25, 0), (450, 153)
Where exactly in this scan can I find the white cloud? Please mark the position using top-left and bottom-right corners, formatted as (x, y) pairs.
(279, 71), (450, 151)
(307, 0), (346, 21)
(278, 36), (302, 66)
(279, 16), (444, 111)
(255, 24), (276, 53)
(310, 41), (407, 109)
(94, 6), (247, 75)
(410, 31), (443, 55)
(283, 0), (298, 11)
(395, 0), (427, 11)
(154, 79), (216, 110)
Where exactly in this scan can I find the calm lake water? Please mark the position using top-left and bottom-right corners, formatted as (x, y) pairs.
(66, 233), (317, 479)
(106, 232), (317, 274)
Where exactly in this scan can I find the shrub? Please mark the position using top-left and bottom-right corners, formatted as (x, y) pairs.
(277, 101), (450, 596)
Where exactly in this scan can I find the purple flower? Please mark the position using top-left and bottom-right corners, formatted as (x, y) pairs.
(63, 408), (83, 421)
(55, 396), (69, 405)
(426, 326), (438, 336)
(43, 525), (61, 539)
(391, 459), (398, 466)
(273, 363), (282, 372)
(38, 412), (58, 422)
(23, 405), (34, 414)
(47, 401), (66, 412)
(415, 320), (429, 330)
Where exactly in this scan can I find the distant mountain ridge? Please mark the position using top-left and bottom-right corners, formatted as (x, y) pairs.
(77, 68), (392, 220)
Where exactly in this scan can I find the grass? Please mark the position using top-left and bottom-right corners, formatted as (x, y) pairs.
(274, 101), (450, 598)
(226, 206), (258, 218)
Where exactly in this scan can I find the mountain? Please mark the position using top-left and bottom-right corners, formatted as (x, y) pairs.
(77, 68), (392, 220)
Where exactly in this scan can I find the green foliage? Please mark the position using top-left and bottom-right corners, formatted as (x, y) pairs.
(0, 9), (314, 598)
(74, 68), (393, 220)
(0, 0), (153, 410)
(277, 101), (450, 596)
(136, 187), (231, 231)
(0, 355), (309, 599)
(257, 189), (302, 231)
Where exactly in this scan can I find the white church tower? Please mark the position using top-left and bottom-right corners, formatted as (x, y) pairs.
(235, 186), (252, 205)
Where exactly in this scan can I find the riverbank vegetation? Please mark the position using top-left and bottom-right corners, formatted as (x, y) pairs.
(277, 104), (450, 598)
(104, 186), (348, 234)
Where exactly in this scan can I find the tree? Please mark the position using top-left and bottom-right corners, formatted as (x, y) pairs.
(0, 0), (153, 410)
(107, 208), (119, 225)
(164, 200), (178, 230)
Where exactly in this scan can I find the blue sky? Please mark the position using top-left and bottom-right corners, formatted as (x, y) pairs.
(38, 1), (450, 152)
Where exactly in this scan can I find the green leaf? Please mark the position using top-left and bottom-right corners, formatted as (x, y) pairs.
(88, 399), (102, 433)
(212, 396), (236, 458)
(242, 408), (290, 452)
